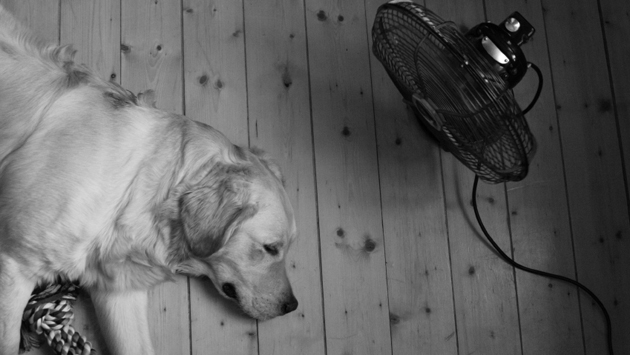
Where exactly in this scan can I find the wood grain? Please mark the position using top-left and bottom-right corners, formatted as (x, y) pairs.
(600, 0), (630, 209)
(485, 1), (585, 354)
(365, 0), (459, 354)
(182, 0), (248, 140)
(597, 3), (630, 349)
(304, 0), (392, 353)
(0, 0), (59, 44)
(60, 0), (120, 82)
(541, 0), (630, 353)
(425, 1), (523, 354)
(244, 0), (326, 353)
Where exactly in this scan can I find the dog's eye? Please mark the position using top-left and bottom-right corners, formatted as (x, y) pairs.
(263, 244), (279, 256)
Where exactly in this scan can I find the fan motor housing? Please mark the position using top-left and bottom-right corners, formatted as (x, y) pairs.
(466, 12), (535, 88)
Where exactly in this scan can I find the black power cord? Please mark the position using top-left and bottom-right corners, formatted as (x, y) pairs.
(472, 175), (614, 355)
(522, 62), (543, 115)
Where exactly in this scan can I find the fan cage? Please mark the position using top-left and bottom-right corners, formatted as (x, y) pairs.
(372, 2), (536, 183)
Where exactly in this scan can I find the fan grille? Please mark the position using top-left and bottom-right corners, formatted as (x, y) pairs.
(372, 2), (536, 183)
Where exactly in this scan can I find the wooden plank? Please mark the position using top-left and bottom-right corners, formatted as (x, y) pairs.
(600, 0), (630, 196)
(442, 163), (521, 355)
(365, 1), (458, 354)
(243, 0), (326, 354)
(600, 0), (630, 204)
(0, 0), (59, 44)
(599, 0), (630, 349)
(424, 1), (523, 354)
(484, 2), (585, 355)
(540, 0), (630, 353)
(182, 0), (249, 139)
(60, 0), (120, 82)
(121, 0), (183, 113)
(371, 67), (459, 354)
(598, 8), (630, 351)
(120, 2), (191, 354)
(181, 1), (257, 355)
(59, 1), (122, 354)
(304, 0), (392, 354)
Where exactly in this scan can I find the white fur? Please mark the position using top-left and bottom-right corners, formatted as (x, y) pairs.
(91, 290), (155, 355)
(0, 5), (297, 354)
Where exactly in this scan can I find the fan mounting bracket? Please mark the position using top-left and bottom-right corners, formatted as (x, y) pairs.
(412, 94), (443, 130)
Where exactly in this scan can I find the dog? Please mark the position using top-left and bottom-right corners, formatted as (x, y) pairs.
(0, 5), (297, 355)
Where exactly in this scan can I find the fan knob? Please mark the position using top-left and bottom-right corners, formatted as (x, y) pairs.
(505, 17), (520, 32)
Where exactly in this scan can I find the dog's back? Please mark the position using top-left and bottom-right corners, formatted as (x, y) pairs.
(0, 4), (240, 286)
(0, 6), (297, 354)
(0, 6), (72, 160)
(0, 5), (177, 283)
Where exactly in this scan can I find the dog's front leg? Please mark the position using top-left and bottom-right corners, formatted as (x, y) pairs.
(0, 258), (35, 355)
(90, 289), (155, 355)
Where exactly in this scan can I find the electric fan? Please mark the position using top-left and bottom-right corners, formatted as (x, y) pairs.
(372, 2), (615, 354)
(372, 0), (538, 183)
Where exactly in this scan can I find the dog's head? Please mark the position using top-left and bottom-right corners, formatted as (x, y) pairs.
(166, 146), (298, 320)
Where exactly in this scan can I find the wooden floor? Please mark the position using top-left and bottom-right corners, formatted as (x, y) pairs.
(5, 0), (629, 354)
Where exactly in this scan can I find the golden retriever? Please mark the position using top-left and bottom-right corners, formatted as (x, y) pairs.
(0, 5), (297, 355)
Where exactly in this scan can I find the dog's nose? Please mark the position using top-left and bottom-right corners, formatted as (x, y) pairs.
(281, 295), (298, 315)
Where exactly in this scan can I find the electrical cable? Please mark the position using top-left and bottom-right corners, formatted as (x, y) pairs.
(472, 175), (614, 355)
(522, 62), (543, 115)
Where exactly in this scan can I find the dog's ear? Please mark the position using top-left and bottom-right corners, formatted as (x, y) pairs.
(176, 164), (256, 259)
(137, 89), (156, 108)
(249, 147), (284, 184)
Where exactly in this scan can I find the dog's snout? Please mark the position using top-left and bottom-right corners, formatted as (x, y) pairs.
(281, 295), (298, 315)
(222, 283), (238, 300)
